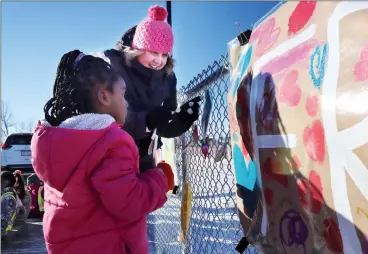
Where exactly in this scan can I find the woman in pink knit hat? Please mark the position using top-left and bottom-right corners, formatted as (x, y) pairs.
(92, 5), (201, 173)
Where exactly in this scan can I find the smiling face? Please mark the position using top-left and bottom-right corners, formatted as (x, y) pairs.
(136, 50), (168, 70)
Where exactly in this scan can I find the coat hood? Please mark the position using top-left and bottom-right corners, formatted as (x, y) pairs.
(31, 114), (120, 192)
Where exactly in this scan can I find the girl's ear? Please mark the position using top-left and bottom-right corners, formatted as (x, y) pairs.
(97, 88), (112, 106)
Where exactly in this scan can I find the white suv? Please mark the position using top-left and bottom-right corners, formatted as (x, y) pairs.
(1, 133), (33, 171)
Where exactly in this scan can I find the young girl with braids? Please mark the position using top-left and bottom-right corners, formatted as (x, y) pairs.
(92, 5), (201, 172)
(31, 50), (172, 254)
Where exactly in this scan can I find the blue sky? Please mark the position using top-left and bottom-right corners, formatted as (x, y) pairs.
(2, 1), (277, 133)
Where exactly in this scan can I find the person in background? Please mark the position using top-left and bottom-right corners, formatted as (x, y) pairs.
(31, 49), (172, 253)
(1, 171), (19, 238)
(12, 170), (31, 226)
(27, 173), (44, 218)
(91, 5), (201, 173)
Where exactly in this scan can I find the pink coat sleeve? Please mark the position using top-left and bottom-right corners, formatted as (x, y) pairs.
(90, 130), (168, 221)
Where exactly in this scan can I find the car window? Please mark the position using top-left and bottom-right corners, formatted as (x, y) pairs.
(5, 135), (32, 145)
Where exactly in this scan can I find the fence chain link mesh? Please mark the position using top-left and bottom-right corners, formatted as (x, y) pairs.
(148, 54), (261, 254)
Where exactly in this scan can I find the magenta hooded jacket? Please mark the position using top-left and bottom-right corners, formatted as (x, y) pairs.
(31, 114), (168, 254)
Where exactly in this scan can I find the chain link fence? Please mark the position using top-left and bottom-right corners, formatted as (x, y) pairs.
(148, 54), (261, 254)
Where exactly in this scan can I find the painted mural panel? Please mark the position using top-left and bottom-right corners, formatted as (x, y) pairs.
(228, 1), (368, 253)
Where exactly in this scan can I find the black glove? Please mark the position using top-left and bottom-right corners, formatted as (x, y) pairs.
(146, 103), (173, 131)
(175, 96), (201, 129)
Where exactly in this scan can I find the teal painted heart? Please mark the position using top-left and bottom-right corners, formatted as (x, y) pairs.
(233, 144), (257, 191)
(232, 46), (253, 98)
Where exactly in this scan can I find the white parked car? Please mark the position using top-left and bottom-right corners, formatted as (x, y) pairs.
(1, 133), (33, 171)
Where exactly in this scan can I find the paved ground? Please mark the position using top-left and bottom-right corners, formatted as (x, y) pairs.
(1, 172), (47, 252)
(0, 206), (259, 254)
(1, 218), (47, 253)
(0, 170), (258, 254)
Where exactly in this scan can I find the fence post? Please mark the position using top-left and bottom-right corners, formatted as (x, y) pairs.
(166, 1), (172, 27)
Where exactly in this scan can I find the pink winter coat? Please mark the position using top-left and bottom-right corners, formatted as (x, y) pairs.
(31, 114), (168, 254)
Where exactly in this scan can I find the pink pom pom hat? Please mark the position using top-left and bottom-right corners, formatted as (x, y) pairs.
(132, 5), (174, 55)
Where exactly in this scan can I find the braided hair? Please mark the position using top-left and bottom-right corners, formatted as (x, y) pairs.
(44, 50), (120, 126)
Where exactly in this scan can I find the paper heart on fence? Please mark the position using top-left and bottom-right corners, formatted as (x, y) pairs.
(303, 120), (325, 164)
(192, 124), (199, 144)
(214, 141), (228, 162)
(354, 44), (368, 81)
(201, 143), (209, 159)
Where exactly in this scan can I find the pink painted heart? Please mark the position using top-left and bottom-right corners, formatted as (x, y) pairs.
(254, 18), (281, 57)
(354, 44), (368, 81)
(306, 93), (319, 117)
(277, 70), (302, 107)
(303, 120), (325, 164)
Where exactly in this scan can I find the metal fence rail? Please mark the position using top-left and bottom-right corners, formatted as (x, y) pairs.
(148, 54), (260, 254)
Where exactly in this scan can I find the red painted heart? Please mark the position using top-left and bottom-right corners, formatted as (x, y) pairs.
(323, 218), (343, 253)
(288, 1), (317, 36)
(297, 170), (324, 214)
(303, 120), (325, 164)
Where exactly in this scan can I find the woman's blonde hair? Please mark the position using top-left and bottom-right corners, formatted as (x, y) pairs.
(123, 47), (175, 75)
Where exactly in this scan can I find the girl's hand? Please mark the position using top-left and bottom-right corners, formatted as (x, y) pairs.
(156, 161), (175, 191)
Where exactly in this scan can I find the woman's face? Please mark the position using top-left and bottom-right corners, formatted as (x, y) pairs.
(136, 51), (168, 70)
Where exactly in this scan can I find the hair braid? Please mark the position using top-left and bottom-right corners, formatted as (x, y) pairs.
(44, 50), (119, 126)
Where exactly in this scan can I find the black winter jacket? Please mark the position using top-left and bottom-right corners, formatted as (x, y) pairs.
(102, 49), (188, 156)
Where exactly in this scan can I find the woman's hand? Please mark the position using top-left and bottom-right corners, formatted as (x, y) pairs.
(175, 96), (202, 129)
(146, 102), (173, 130)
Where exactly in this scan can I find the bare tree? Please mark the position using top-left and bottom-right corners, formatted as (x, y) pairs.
(17, 120), (35, 133)
(1, 101), (15, 138)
